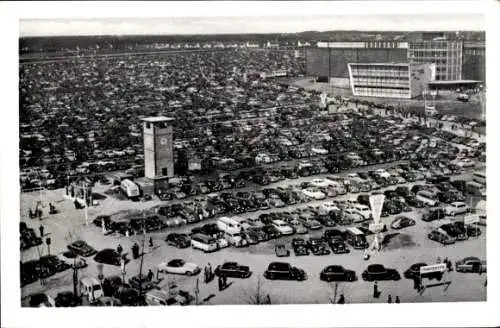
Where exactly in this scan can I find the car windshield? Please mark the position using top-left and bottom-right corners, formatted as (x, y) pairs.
(369, 265), (385, 273)
(327, 266), (342, 273)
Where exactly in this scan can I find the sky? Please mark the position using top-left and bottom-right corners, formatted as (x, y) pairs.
(20, 14), (485, 37)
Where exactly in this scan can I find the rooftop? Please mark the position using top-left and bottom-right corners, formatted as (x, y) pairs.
(428, 80), (482, 85)
(141, 116), (175, 123)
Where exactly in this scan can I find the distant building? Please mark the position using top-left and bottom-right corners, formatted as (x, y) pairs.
(408, 41), (463, 81)
(347, 62), (435, 99)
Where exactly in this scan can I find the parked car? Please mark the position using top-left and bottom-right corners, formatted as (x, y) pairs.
(214, 262), (252, 278)
(323, 229), (345, 243)
(307, 238), (331, 256)
(302, 218), (323, 230)
(390, 216), (416, 230)
(128, 274), (157, 291)
(422, 208), (446, 222)
(403, 263), (443, 281)
(329, 240), (350, 254)
(165, 233), (191, 248)
(272, 220), (294, 236)
(440, 223), (468, 241)
(320, 265), (356, 282)
(455, 257), (487, 273)
(292, 238), (310, 256)
(263, 262), (306, 281)
(262, 225), (282, 239)
(362, 264), (401, 281)
(94, 249), (123, 266)
(157, 259), (201, 276)
(275, 244), (290, 257)
(54, 291), (82, 307)
(444, 202), (470, 216)
(427, 229), (456, 245)
(67, 240), (97, 257)
(93, 215), (112, 228)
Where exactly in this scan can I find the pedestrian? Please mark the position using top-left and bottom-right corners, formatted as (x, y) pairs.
(37, 208), (42, 220)
(387, 294), (392, 304)
(207, 263), (213, 282)
(39, 225), (44, 238)
(204, 266), (209, 283)
(147, 269), (154, 281)
(266, 294), (272, 304)
(149, 237), (153, 248)
(117, 244), (123, 255)
(395, 296), (400, 303)
(337, 294), (345, 304)
(218, 275), (223, 291)
(373, 281), (379, 298)
(484, 279), (487, 288)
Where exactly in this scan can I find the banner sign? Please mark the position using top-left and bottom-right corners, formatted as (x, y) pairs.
(464, 214), (480, 225)
(420, 263), (446, 275)
(369, 194), (385, 223)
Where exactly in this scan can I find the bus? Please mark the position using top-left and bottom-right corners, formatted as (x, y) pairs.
(472, 171), (486, 186)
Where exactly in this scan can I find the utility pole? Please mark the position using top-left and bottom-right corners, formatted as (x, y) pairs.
(138, 212), (147, 297)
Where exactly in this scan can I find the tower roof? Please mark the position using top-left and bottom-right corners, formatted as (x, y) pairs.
(141, 116), (175, 123)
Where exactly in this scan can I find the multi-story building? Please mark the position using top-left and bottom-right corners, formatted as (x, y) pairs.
(347, 62), (435, 99)
(462, 41), (486, 83)
(407, 40), (463, 81)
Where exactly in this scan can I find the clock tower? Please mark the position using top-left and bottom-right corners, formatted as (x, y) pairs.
(142, 117), (175, 182)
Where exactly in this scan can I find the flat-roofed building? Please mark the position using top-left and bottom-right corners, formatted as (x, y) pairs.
(408, 40), (463, 81)
(348, 62), (435, 99)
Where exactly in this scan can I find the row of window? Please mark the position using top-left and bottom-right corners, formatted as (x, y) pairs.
(353, 87), (410, 98)
(351, 69), (408, 78)
(352, 79), (410, 88)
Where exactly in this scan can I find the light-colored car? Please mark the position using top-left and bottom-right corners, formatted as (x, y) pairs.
(302, 188), (326, 200)
(455, 257), (486, 273)
(272, 220), (294, 235)
(320, 202), (341, 214)
(224, 231), (249, 247)
(157, 259), (201, 276)
(352, 204), (372, 221)
(444, 202), (470, 216)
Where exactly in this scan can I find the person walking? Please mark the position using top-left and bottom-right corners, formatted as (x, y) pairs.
(39, 225), (45, 238)
(117, 244), (123, 255)
(395, 296), (400, 303)
(337, 294), (345, 304)
(147, 269), (154, 281)
(373, 281), (379, 298)
(204, 266), (209, 283)
(387, 294), (392, 304)
(218, 275), (223, 292)
(149, 237), (154, 248)
(207, 263), (213, 282)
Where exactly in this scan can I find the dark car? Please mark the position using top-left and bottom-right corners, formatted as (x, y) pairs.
(67, 240), (97, 257)
(262, 225), (282, 239)
(128, 274), (157, 292)
(39, 255), (71, 273)
(55, 291), (82, 307)
(428, 229), (456, 245)
(422, 208), (446, 222)
(329, 240), (350, 254)
(94, 248), (123, 266)
(214, 262), (252, 278)
(263, 262), (306, 281)
(93, 215), (112, 228)
(323, 229), (345, 243)
(403, 263), (443, 281)
(291, 238), (309, 256)
(440, 223), (468, 241)
(165, 233), (191, 248)
(114, 286), (144, 306)
(316, 214), (337, 227)
(390, 216), (416, 230)
(465, 224), (482, 237)
(362, 264), (401, 281)
(307, 238), (331, 256)
(404, 195), (425, 208)
(320, 265), (356, 282)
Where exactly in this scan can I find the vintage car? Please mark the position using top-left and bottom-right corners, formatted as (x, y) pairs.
(165, 233), (191, 248)
(157, 259), (201, 276)
(67, 240), (97, 257)
(214, 262), (252, 278)
(263, 262), (306, 281)
(320, 265), (357, 282)
(275, 244), (291, 257)
(455, 257), (487, 273)
(362, 264), (401, 281)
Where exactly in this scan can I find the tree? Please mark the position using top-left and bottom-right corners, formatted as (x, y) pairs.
(240, 277), (273, 305)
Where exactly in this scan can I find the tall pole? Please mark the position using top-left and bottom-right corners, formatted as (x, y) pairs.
(138, 213), (146, 297)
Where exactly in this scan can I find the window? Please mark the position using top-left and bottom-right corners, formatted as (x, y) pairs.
(162, 168), (168, 176)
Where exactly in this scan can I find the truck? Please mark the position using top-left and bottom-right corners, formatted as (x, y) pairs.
(120, 179), (140, 199)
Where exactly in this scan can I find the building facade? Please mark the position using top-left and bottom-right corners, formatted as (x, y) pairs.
(142, 117), (175, 180)
(348, 63), (435, 99)
(407, 41), (463, 81)
(307, 39), (485, 84)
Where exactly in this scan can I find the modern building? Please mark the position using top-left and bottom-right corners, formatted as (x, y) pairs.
(407, 40), (463, 81)
(142, 116), (175, 192)
(347, 62), (435, 99)
(307, 39), (485, 85)
(306, 41), (410, 84)
(462, 41), (486, 83)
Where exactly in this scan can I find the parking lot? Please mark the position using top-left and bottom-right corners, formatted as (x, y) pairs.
(20, 157), (486, 305)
